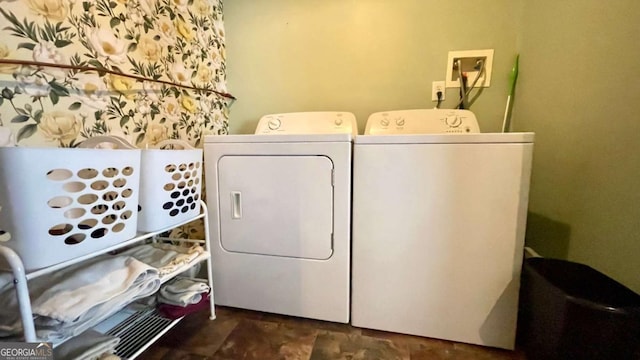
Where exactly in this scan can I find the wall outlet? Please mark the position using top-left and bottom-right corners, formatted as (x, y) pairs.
(431, 81), (446, 101)
(445, 49), (494, 88)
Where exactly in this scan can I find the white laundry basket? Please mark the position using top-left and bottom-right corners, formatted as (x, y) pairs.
(0, 146), (141, 270)
(137, 140), (203, 232)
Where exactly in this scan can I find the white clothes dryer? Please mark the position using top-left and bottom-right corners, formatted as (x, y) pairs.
(351, 109), (534, 349)
(204, 112), (355, 323)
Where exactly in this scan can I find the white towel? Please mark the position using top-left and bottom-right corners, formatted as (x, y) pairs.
(33, 256), (159, 323)
(0, 244), (200, 339)
(35, 273), (160, 342)
(0, 256), (111, 336)
(158, 278), (210, 307)
(0, 255), (160, 341)
(120, 243), (204, 277)
(53, 330), (119, 360)
(34, 259), (160, 342)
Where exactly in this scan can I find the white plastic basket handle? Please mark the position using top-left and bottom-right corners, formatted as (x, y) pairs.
(154, 139), (195, 150)
(78, 136), (136, 149)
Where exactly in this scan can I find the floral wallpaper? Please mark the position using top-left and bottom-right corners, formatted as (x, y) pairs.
(0, 0), (231, 148)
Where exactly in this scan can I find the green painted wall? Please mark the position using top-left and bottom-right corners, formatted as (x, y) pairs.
(224, 0), (640, 293)
(514, 0), (640, 292)
(224, 0), (521, 134)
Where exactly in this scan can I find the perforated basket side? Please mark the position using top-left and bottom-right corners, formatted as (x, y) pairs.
(137, 149), (202, 232)
(0, 147), (141, 270)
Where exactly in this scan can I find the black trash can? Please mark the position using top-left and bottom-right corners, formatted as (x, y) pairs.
(518, 257), (640, 360)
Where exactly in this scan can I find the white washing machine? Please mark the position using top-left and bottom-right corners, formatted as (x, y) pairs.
(204, 112), (355, 323)
(351, 109), (534, 349)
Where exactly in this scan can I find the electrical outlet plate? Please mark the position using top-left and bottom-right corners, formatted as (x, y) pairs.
(431, 81), (445, 101)
(446, 49), (494, 88)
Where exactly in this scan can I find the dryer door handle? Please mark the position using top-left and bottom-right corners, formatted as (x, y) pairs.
(231, 191), (242, 219)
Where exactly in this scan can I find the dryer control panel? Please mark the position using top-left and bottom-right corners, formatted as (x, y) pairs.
(364, 109), (481, 135)
(256, 112), (357, 136)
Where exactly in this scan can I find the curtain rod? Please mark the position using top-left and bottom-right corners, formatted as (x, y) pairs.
(0, 58), (236, 101)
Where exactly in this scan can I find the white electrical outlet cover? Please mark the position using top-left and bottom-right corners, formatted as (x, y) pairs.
(446, 49), (494, 88)
(431, 81), (446, 101)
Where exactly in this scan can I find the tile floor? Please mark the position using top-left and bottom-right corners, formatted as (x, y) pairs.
(139, 306), (527, 360)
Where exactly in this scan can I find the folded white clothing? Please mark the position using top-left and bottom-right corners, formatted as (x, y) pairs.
(120, 243), (204, 276)
(35, 274), (160, 342)
(33, 256), (159, 323)
(53, 330), (119, 360)
(0, 255), (112, 336)
(0, 255), (160, 339)
(158, 278), (210, 307)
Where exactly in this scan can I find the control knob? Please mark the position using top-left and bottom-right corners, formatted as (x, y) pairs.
(380, 118), (390, 126)
(268, 118), (281, 130)
(396, 118), (405, 126)
(445, 115), (462, 128)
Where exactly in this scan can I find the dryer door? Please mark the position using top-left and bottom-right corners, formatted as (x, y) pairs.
(217, 155), (334, 260)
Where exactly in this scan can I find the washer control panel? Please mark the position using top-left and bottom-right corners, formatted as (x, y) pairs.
(256, 112), (357, 136)
(364, 109), (481, 135)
